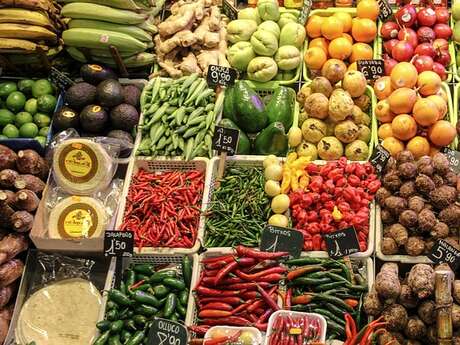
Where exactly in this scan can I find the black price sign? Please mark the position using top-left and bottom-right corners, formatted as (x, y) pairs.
(440, 147), (460, 174)
(212, 125), (239, 155)
(378, 0), (393, 22)
(148, 318), (188, 345)
(298, 0), (312, 26)
(428, 239), (460, 270)
(370, 144), (391, 176)
(206, 64), (237, 88)
(222, 0), (238, 20)
(50, 67), (75, 90)
(357, 60), (384, 80)
(324, 227), (360, 259)
(260, 225), (303, 258)
(104, 231), (134, 257)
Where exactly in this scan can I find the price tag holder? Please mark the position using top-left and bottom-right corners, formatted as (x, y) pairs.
(440, 147), (460, 174)
(206, 64), (237, 88)
(298, 0), (312, 26)
(370, 144), (391, 176)
(324, 227), (360, 259)
(260, 225), (303, 258)
(222, 0), (238, 20)
(104, 231), (134, 258)
(428, 239), (460, 270)
(147, 318), (188, 345)
(50, 67), (75, 90)
(357, 60), (384, 80)
(377, 0), (393, 22)
(212, 126), (239, 156)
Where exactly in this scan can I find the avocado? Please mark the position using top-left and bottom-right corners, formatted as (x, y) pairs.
(53, 106), (80, 131)
(65, 82), (97, 110)
(122, 84), (141, 108)
(110, 103), (139, 131)
(254, 122), (288, 156)
(80, 64), (117, 85)
(97, 79), (124, 108)
(234, 81), (267, 133)
(223, 85), (237, 123)
(80, 105), (108, 133)
(107, 129), (134, 144)
(219, 118), (250, 154)
(266, 86), (294, 129)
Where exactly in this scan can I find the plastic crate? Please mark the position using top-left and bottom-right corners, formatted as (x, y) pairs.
(303, 8), (380, 82)
(115, 157), (210, 254)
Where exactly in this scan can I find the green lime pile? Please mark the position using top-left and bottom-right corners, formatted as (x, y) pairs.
(0, 79), (56, 146)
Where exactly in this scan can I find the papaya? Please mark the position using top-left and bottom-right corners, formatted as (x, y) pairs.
(219, 118), (251, 154)
(265, 86), (294, 129)
(233, 81), (268, 133)
(254, 122), (288, 156)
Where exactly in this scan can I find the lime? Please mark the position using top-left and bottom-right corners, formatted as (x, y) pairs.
(39, 126), (49, 137)
(6, 91), (26, 112)
(18, 79), (34, 96)
(24, 98), (38, 115)
(15, 112), (33, 127)
(0, 109), (15, 126)
(0, 135), (8, 140)
(37, 94), (57, 114)
(34, 135), (47, 147)
(32, 79), (53, 98)
(0, 82), (17, 98)
(3, 124), (19, 138)
(33, 113), (51, 128)
(19, 123), (39, 138)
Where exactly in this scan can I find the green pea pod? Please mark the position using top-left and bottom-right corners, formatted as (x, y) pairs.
(163, 293), (177, 318)
(108, 290), (131, 306)
(182, 256), (192, 287)
(93, 330), (110, 345)
(110, 320), (124, 333)
(96, 320), (111, 332)
(126, 330), (145, 345)
(108, 335), (123, 345)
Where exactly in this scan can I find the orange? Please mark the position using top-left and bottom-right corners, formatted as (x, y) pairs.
(333, 12), (353, 32)
(342, 33), (354, 44)
(356, 0), (380, 21)
(351, 18), (377, 43)
(306, 15), (324, 38)
(349, 42), (373, 62)
(304, 47), (327, 70)
(328, 37), (352, 60)
(348, 62), (358, 71)
(321, 16), (344, 40)
(309, 37), (329, 54)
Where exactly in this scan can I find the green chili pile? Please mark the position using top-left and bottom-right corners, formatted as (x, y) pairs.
(204, 167), (270, 247)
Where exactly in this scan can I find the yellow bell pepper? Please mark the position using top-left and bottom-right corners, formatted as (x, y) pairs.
(286, 152), (297, 166)
(290, 170), (304, 192)
(281, 170), (291, 194)
(332, 206), (343, 221)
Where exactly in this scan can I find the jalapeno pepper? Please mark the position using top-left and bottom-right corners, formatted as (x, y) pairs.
(121, 330), (132, 343)
(126, 331), (145, 345)
(135, 304), (158, 316)
(163, 293), (177, 318)
(182, 256), (192, 287)
(132, 290), (160, 307)
(150, 270), (176, 284)
(108, 334), (123, 345)
(106, 309), (118, 321)
(133, 264), (155, 276)
(153, 284), (169, 298)
(163, 278), (185, 291)
(179, 289), (189, 306)
(93, 330), (110, 345)
(110, 320), (124, 333)
(124, 269), (136, 287)
(96, 320), (111, 332)
(106, 300), (118, 311)
(133, 315), (147, 327)
(108, 289), (132, 306)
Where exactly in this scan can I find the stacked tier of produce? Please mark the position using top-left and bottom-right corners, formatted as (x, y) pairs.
(60, 0), (163, 68)
(152, 0), (227, 78)
(226, 2), (305, 83)
(380, 5), (452, 81)
(0, 145), (49, 343)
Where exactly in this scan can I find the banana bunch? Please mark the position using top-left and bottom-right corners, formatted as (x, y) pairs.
(60, 0), (165, 68)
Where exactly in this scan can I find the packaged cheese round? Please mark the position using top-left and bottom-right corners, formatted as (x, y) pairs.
(48, 196), (106, 239)
(52, 138), (115, 195)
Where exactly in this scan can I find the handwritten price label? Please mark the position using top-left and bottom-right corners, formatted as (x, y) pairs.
(324, 227), (360, 259)
(148, 318), (187, 345)
(429, 239), (460, 270)
(103, 231), (134, 257)
(370, 144), (391, 176)
(206, 64), (237, 88)
(378, 0), (393, 21)
(440, 147), (460, 174)
(260, 225), (303, 258)
(357, 60), (384, 80)
(212, 126), (239, 155)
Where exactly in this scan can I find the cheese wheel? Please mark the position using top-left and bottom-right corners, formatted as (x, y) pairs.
(52, 138), (113, 195)
(48, 196), (106, 239)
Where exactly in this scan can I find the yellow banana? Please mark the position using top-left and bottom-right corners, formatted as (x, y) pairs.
(0, 8), (55, 30)
(0, 38), (47, 53)
(0, 24), (57, 42)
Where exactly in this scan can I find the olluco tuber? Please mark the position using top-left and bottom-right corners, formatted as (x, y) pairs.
(407, 264), (434, 299)
(433, 152), (450, 175)
(13, 174), (46, 195)
(415, 174), (435, 194)
(418, 208), (436, 232)
(404, 316), (427, 340)
(14, 189), (39, 212)
(375, 263), (401, 303)
(399, 209), (418, 228)
(429, 185), (457, 210)
(10, 211), (33, 233)
(382, 304), (408, 331)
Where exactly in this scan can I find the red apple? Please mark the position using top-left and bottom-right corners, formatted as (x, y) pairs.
(433, 62), (447, 80)
(398, 27), (418, 47)
(384, 57), (398, 75)
(435, 7), (450, 24)
(384, 39), (399, 55)
(435, 49), (451, 67)
(434, 23), (452, 39)
(392, 41), (414, 61)
(417, 7), (437, 27)
(395, 4), (417, 27)
(433, 38), (449, 51)
(417, 26), (436, 43)
(380, 21), (400, 40)
(414, 42), (436, 58)
(413, 55), (434, 72)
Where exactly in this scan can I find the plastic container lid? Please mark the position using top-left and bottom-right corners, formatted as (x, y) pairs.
(204, 326), (263, 345)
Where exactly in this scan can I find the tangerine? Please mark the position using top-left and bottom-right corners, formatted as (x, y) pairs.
(321, 16), (344, 40)
(349, 43), (373, 62)
(351, 18), (377, 43)
(304, 47), (327, 70)
(306, 15), (324, 38)
(328, 37), (353, 60)
(309, 37), (329, 54)
(357, 0), (380, 21)
(333, 12), (353, 32)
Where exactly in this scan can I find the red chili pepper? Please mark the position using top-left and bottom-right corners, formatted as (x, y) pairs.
(247, 260), (278, 273)
(198, 297), (243, 306)
(128, 279), (145, 291)
(200, 316), (252, 326)
(188, 325), (210, 336)
(198, 309), (232, 318)
(214, 260), (239, 285)
(205, 256), (235, 270)
(195, 286), (240, 296)
(235, 246), (289, 259)
(285, 288), (292, 310)
(247, 299), (264, 312)
(201, 302), (233, 311)
(231, 299), (254, 315)
(256, 284), (280, 311)
(201, 255), (233, 264)
(235, 266), (286, 280)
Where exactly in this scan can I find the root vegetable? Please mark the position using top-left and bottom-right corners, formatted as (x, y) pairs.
(415, 174), (435, 194)
(398, 162), (417, 179)
(382, 304), (408, 331)
(385, 157), (397, 173)
(383, 172), (402, 192)
(14, 174), (45, 194)
(454, 280), (460, 304)
(16, 149), (48, 179)
(439, 204), (460, 227)
(384, 196), (407, 215)
(381, 209), (395, 224)
(426, 326), (437, 345)
(0, 304), (12, 321)
(408, 196), (425, 213)
(382, 237), (399, 254)
(378, 330), (401, 345)
(453, 303), (460, 329)
(14, 189), (39, 212)
(430, 185), (457, 210)
(430, 222), (449, 239)
(375, 263), (401, 304)
(399, 181), (416, 198)
(10, 211), (33, 232)
(0, 169), (18, 189)
(408, 264), (434, 299)
(0, 145), (17, 171)
(0, 284), (14, 309)
(0, 234), (28, 265)
(0, 316), (7, 344)
(0, 200), (14, 227)
(407, 340), (422, 345)
(363, 288), (383, 316)
(432, 152), (450, 176)
(405, 236), (425, 256)
(405, 316), (427, 339)
(385, 223), (408, 246)
(0, 190), (15, 206)
(399, 209), (418, 228)
(376, 187), (392, 205)
(418, 300), (435, 325)
(397, 150), (415, 164)
(424, 238), (436, 254)
(418, 208), (436, 232)
(0, 259), (24, 287)
(417, 156), (434, 176)
(445, 171), (458, 187)
(398, 284), (417, 308)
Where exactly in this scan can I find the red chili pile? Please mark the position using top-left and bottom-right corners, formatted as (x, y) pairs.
(190, 246), (288, 336)
(290, 158), (380, 252)
(120, 169), (204, 249)
(267, 313), (324, 345)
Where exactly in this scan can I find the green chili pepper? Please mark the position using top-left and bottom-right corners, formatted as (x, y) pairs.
(126, 331), (145, 345)
(153, 284), (169, 298)
(121, 330), (132, 343)
(178, 289), (189, 306)
(182, 256), (192, 287)
(108, 290), (131, 306)
(163, 293), (177, 318)
(124, 319), (137, 331)
(162, 278), (185, 291)
(132, 291), (160, 307)
(133, 315), (147, 327)
(96, 320), (111, 332)
(110, 320), (124, 333)
(106, 309), (118, 321)
(124, 269), (136, 287)
(134, 304), (158, 316)
(108, 335), (122, 345)
(93, 330), (110, 345)
(150, 270), (176, 284)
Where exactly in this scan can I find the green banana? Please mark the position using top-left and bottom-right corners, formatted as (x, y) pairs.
(61, 3), (148, 24)
(68, 19), (152, 42)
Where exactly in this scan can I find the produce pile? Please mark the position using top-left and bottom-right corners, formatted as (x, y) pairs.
(226, 2), (305, 82)
(152, 0), (227, 78)
(137, 75), (220, 159)
(296, 72), (372, 161)
(266, 312), (324, 345)
(0, 79), (56, 144)
(0, 145), (49, 343)
(93, 257), (192, 344)
(61, 0), (162, 68)
(222, 81), (294, 156)
(376, 150), (460, 256)
(53, 65), (141, 142)
(380, 5), (452, 80)
(374, 62), (456, 157)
